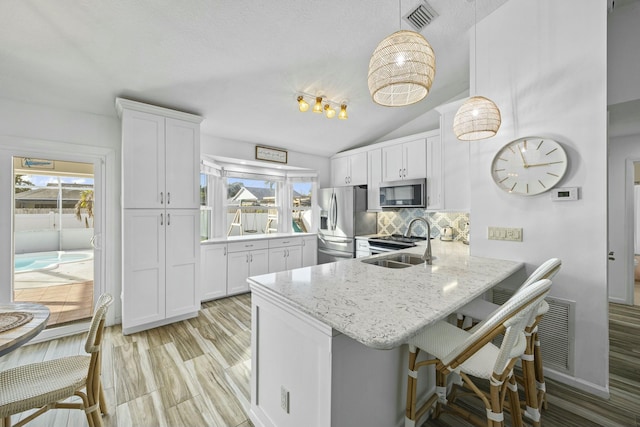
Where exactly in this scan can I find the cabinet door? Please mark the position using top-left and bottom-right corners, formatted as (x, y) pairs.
(249, 249), (270, 277)
(331, 156), (350, 187)
(201, 244), (227, 301)
(268, 247), (288, 273)
(302, 236), (318, 267)
(165, 118), (200, 209)
(367, 149), (382, 211)
(286, 246), (303, 270)
(122, 110), (165, 208)
(227, 251), (250, 295)
(165, 209), (200, 318)
(425, 135), (443, 210)
(403, 139), (427, 180)
(348, 152), (368, 186)
(381, 144), (404, 182)
(122, 209), (166, 328)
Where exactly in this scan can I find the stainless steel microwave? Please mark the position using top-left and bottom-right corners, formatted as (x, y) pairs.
(379, 178), (426, 208)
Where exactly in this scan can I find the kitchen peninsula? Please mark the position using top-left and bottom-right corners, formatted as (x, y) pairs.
(248, 240), (525, 427)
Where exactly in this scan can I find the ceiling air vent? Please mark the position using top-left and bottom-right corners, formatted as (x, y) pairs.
(404, 1), (439, 31)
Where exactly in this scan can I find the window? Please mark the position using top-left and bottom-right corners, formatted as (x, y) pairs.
(292, 180), (314, 233)
(200, 173), (211, 241)
(226, 177), (279, 236)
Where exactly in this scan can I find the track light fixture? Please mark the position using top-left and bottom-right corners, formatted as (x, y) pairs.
(296, 94), (349, 120)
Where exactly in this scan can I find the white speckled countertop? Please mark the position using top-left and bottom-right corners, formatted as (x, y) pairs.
(247, 240), (524, 350)
(201, 232), (316, 244)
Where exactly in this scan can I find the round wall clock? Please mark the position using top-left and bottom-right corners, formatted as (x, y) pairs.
(490, 137), (568, 196)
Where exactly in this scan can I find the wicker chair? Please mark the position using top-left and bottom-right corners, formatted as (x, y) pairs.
(405, 279), (552, 427)
(0, 293), (113, 427)
(456, 258), (561, 425)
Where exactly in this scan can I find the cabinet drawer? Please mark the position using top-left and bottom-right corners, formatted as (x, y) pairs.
(268, 237), (302, 249)
(356, 239), (370, 250)
(228, 240), (269, 253)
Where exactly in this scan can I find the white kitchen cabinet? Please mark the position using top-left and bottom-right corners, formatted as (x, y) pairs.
(200, 243), (227, 301)
(367, 149), (382, 212)
(434, 100), (470, 211)
(118, 99), (201, 210)
(331, 151), (367, 187)
(227, 240), (269, 295)
(301, 235), (318, 267)
(381, 139), (427, 182)
(268, 237), (303, 273)
(122, 209), (200, 333)
(117, 99), (203, 334)
(355, 238), (371, 258)
(425, 134), (443, 210)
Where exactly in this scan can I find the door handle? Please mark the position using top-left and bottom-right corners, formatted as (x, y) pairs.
(167, 213), (170, 226)
(160, 213), (163, 225)
(167, 192), (171, 205)
(608, 251), (615, 261)
(160, 192), (164, 204)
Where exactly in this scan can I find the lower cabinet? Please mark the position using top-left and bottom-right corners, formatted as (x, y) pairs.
(122, 208), (200, 334)
(268, 237), (303, 273)
(200, 243), (228, 301)
(301, 235), (317, 267)
(200, 235), (319, 302)
(227, 240), (269, 295)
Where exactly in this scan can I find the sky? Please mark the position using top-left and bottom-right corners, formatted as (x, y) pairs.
(19, 175), (94, 187)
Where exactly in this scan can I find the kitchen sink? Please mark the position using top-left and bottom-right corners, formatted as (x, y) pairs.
(362, 259), (413, 269)
(361, 252), (432, 269)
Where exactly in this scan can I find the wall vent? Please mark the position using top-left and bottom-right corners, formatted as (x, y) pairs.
(404, 1), (439, 31)
(492, 288), (575, 374)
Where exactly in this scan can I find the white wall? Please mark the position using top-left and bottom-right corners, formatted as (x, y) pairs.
(469, 0), (608, 394)
(200, 134), (332, 187)
(0, 98), (122, 322)
(607, 1), (640, 106)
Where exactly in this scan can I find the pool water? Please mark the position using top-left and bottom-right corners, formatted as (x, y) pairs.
(14, 251), (93, 273)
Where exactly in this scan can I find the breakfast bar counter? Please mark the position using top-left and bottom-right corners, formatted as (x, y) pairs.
(247, 240), (525, 427)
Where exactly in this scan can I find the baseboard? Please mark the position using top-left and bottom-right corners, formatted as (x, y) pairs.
(545, 368), (610, 399)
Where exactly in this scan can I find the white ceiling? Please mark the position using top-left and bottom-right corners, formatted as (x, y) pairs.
(0, 0), (512, 157)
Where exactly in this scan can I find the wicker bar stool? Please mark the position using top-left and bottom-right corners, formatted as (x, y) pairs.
(0, 293), (113, 427)
(455, 258), (561, 425)
(405, 279), (552, 427)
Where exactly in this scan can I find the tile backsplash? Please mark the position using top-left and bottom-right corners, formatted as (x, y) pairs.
(377, 209), (469, 242)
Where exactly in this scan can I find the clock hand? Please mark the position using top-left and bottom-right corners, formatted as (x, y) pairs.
(527, 161), (564, 167)
(518, 145), (528, 167)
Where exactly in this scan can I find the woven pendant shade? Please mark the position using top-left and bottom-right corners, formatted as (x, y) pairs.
(453, 96), (501, 141)
(368, 30), (436, 107)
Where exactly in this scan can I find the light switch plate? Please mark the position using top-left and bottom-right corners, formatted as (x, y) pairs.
(488, 226), (523, 242)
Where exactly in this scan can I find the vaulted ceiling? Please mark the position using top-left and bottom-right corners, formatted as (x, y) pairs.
(0, 0), (519, 157)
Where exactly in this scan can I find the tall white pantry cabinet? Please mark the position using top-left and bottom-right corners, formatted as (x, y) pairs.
(116, 98), (203, 334)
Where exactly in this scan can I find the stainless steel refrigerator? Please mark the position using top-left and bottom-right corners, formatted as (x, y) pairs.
(317, 186), (377, 264)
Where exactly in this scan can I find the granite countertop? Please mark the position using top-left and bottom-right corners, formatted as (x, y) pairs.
(202, 232), (316, 244)
(247, 240), (524, 350)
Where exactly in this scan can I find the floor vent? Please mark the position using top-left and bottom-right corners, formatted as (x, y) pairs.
(492, 288), (574, 374)
(404, 1), (439, 31)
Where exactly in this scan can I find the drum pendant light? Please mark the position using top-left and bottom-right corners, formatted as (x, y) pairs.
(367, 1), (436, 107)
(453, 0), (501, 141)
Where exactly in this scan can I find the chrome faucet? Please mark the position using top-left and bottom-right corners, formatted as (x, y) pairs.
(404, 217), (432, 265)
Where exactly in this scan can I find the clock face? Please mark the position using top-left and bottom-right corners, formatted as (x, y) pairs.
(491, 137), (567, 195)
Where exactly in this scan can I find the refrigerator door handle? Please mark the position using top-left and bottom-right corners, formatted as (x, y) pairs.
(318, 248), (353, 259)
(332, 192), (338, 231)
(330, 192), (337, 230)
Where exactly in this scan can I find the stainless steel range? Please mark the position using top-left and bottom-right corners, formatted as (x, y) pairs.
(367, 234), (427, 256)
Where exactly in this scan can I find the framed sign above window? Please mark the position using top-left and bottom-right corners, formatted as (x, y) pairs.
(255, 145), (288, 164)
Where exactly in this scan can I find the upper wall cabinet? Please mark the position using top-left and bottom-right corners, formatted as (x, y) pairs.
(117, 98), (202, 209)
(381, 139), (427, 182)
(331, 151), (367, 187)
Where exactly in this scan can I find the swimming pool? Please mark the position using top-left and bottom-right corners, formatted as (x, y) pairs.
(14, 251), (93, 273)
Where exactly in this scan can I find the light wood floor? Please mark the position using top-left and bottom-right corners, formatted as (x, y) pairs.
(2, 294), (639, 427)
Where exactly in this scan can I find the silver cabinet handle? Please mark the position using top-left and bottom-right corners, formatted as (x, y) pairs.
(167, 213), (170, 226)
(160, 192), (164, 204)
(608, 251), (615, 261)
(250, 253), (253, 262)
(160, 213), (163, 225)
(167, 192), (171, 205)
(223, 247), (227, 256)
(399, 169), (402, 178)
(403, 168), (407, 178)
(246, 254), (249, 263)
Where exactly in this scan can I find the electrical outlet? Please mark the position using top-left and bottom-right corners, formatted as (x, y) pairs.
(280, 386), (290, 413)
(488, 227), (523, 242)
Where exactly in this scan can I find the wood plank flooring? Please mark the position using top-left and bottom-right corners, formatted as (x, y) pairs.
(1, 295), (639, 427)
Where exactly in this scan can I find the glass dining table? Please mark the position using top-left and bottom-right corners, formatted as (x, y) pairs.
(0, 303), (50, 356)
